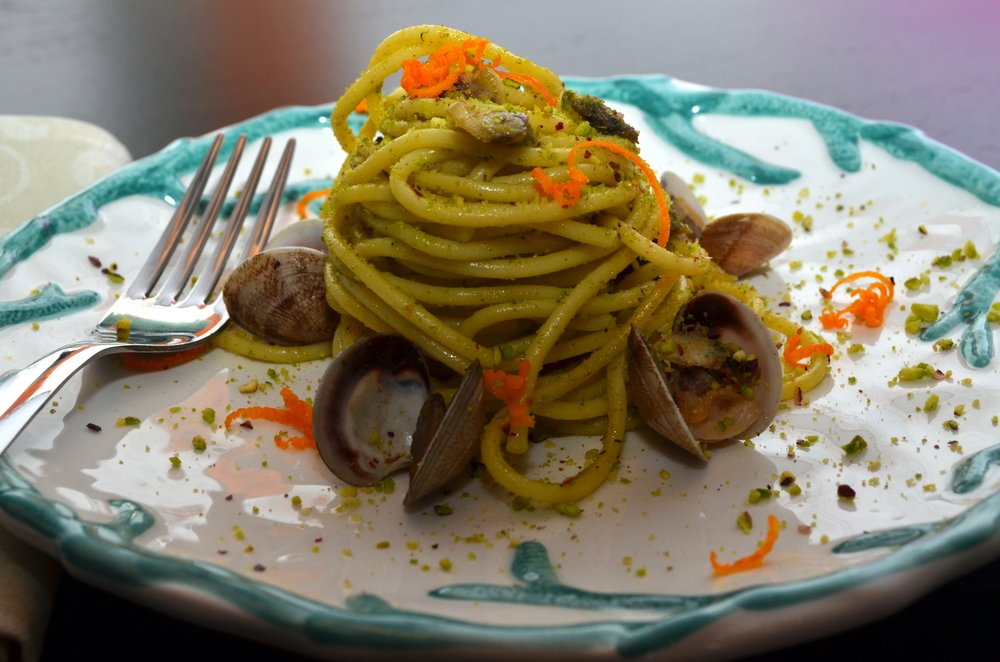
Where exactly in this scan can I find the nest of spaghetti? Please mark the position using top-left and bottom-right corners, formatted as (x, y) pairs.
(311, 25), (829, 508)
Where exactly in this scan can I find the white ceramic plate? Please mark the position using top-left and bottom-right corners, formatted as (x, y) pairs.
(3, 76), (1000, 660)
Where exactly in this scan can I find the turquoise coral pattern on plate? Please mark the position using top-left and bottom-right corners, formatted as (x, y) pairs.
(2, 76), (1000, 660)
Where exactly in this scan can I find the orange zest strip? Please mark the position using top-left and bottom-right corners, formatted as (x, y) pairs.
(710, 514), (781, 576)
(495, 70), (558, 107)
(399, 37), (556, 106)
(530, 165), (588, 207)
(782, 327), (834, 368)
(532, 139), (672, 247)
(819, 270), (895, 330)
(296, 188), (331, 219)
(280, 386), (314, 431)
(402, 55), (464, 98)
(483, 359), (536, 428)
(225, 386), (316, 450)
(122, 346), (207, 371)
(401, 39), (482, 98)
(274, 434), (314, 450)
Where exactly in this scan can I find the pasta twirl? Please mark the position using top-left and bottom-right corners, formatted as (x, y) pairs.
(321, 25), (826, 504)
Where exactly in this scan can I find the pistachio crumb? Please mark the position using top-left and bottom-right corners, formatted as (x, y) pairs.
(841, 435), (868, 456)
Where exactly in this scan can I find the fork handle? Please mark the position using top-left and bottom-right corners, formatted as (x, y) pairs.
(0, 343), (114, 457)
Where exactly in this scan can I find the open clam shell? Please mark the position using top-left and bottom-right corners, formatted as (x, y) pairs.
(405, 361), (487, 507)
(628, 325), (708, 461)
(313, 334), (485, 505)
(265, 218), (327, 253)
(628, 291), (781, 457)
(660, 171), (707, 240)
(313, 335), (430, 485)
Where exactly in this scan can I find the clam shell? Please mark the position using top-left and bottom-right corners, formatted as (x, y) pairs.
(627, 291), (781, 454)
(404, 361), (486, 506)
(660, 171), (707, 239)
(670, 291), (782, 441)
(312, 334), (486, 505)
(627, 326), (708, 461)
(699, 213), (792, 277)
(313, 335), (430, 485)
(222, 247), (338, 345)
(265, 218), (327, 253)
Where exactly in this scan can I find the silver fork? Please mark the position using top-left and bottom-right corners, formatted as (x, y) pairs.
(0, 133), (296, 457)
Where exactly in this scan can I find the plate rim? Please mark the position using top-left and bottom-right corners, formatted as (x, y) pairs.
(2, 73), (1000, 659)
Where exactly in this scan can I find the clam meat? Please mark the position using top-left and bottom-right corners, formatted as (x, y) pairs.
(627, 291), (781, 459)
(446, 101), (531, 144)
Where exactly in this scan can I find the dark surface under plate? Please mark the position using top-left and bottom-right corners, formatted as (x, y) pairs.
(4, 0), (1000, 659)
(42, 557), (999, 660)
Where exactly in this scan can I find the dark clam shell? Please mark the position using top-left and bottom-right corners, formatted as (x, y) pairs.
(404, 361), (486, 507)
(313, 335), (430, 485)
(312, 335), (486, 506)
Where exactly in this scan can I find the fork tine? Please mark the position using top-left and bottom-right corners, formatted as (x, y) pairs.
(239, 138), (297, 262)
(126, 134), (224, 299)
(183, 137), (274, 305)
(154, 135), (247, 304)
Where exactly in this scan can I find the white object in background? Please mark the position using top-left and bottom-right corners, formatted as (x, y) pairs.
(0, 115), (131, 662)
(0, 116), (131, 229)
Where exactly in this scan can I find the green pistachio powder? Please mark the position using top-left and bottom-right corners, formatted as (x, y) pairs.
(3, 75), (1000, 657)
